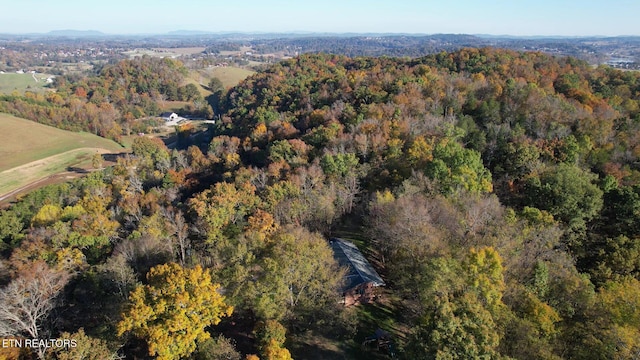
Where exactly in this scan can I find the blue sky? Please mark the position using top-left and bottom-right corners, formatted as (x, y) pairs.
(1, 0), (638, 36)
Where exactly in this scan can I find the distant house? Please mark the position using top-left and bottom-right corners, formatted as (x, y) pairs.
(330, 238), (385, 306)
(160, 112), (179, 121)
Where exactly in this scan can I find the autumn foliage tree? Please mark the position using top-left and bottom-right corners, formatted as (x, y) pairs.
(117, 263), (233, 360)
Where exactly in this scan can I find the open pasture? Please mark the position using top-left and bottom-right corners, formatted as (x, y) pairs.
(0, 113), (123, 172)
(0, 72), (54, 94)
(0, 114), (124, 199)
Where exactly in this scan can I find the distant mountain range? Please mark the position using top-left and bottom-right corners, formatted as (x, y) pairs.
(44, 30), (107, 37)
(167, 30), (216, 36)
(1, 29), (638, 40)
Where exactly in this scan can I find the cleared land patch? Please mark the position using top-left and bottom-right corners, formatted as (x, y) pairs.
(0, 72), (54, 94)
(184, 67), (255, 99)
(0, 148), (111, 199)
(0, 114), (125, 199)
(0, 113), (123, 172)
(209, 66), (255, 88)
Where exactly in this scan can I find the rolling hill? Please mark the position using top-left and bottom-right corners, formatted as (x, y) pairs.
(0, 113), (125, 198)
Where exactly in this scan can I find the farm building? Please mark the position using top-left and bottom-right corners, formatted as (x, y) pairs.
(159, 112), (184, 126)
(330, 238), (385, 306)
(160, 112), (179, 121)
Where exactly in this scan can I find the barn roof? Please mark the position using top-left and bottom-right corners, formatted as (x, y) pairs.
(330, 238), (385, 291)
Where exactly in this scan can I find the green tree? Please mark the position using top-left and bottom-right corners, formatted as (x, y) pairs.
(255, 320), (287, 352)
(251, 227), (343, 323)
(525, 163), (603, 228)
(117, 263), (233, 360)
(255, 320), (292, 360)
(576, 278), (640, 359)
(599, 185), (640, 238)
(131, 136), (171, 172)
(406, 255), (505, 359)
(189, 181), (260, 250)
(492, 140), (541, 178)
(47, 328), (118, 360)
(407, 292), (501, 360)
(0, 210), (25, 251)
(583, 235), (640, 285)
(424, 137), (493, 194)
(208, 77), (224, 93)
(320, 152), (359, 178)
(178, 83), (201, 101)
(194, 335), (241, 360)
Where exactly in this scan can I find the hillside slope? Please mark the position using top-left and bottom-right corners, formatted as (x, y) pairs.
(0, 113), (123, 172)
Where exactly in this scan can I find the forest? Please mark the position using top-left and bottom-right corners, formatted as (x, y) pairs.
(0, 56), (213, 143)
(1, 47), (640, 359)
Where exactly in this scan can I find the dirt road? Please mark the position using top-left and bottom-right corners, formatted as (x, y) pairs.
(0, 148), (117, 205)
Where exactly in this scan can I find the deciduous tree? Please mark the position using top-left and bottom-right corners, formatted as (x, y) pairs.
(252, 227), (343, 323)
(0, 261), (70, 359)
(525, 163), (603, 236)
(117, 263), (233, 360)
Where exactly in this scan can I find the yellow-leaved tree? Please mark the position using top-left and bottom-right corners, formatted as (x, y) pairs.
(117, 263), (233, 360)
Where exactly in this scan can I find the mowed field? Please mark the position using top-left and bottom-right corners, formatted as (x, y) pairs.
(191, 66), (255, 90)
(0, 73), (54, 93)
(0, 113), (124, 198)
(209, 66), (255, 88)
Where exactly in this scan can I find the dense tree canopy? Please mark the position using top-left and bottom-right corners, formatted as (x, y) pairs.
(117, 263), (233, 360)
(2, 47), (640, 359)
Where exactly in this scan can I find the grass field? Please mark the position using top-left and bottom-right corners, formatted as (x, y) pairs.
(185, 72), (213, 98)
(193, 66), (255, 90)
(0, 113), (124, 172)
(0, 73), (54, 94)
(210, 67), (255, 88)
(179, 67), (255, 104)
(0, 113), (126, 199)
(0, 148), (108, 197)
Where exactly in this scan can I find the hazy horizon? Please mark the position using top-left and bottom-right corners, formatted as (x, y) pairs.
(2, 29), (638, 39)
(1, 0), (638, 37)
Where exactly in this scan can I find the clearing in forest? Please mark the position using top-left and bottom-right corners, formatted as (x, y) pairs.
(0, 113), (125, 199)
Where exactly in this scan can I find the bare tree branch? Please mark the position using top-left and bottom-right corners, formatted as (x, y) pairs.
(0, 261), (69, 340)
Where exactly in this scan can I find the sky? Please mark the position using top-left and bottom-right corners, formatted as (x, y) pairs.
(0, 0), (638, 37)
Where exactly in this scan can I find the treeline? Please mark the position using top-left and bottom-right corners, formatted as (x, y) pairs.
(0, 48), (640, 359)
(0, 56), (212, 142)
(250, 35), (482, 57)
(247, 35), (637, 62)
